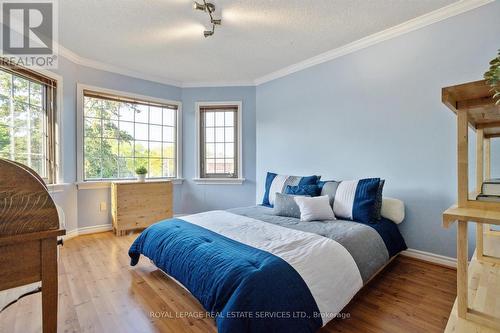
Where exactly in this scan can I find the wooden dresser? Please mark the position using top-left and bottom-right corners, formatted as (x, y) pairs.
(111, 181), (173, 236)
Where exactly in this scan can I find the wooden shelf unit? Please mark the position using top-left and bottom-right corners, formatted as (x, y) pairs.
(442, 80), (500, 331)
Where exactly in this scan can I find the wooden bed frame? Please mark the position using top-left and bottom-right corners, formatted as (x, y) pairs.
(0, 158), (65, 332)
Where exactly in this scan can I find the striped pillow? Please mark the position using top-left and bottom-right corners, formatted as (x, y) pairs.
(262, 172), (320, 207)
(333, 178), (381, 223)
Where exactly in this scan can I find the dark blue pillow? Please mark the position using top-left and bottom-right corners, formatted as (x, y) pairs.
(262, 172), (320, 207)
(333, 178), (381, 224)
(285, 185), (321, 197)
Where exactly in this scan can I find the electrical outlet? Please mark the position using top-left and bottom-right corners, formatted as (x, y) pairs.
(99, 202), (107, 212)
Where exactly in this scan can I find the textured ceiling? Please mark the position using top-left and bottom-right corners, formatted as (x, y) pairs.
(60, 0), (458, 85)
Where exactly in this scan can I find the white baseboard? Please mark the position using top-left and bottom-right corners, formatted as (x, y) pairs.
(64, 224), (113, 240)
(401, 248), (457, 268)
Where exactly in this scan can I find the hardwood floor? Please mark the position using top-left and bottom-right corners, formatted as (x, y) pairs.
(0, 232), (456, 333)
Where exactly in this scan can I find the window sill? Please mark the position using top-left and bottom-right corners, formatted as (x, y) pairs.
(192, 178), (246, 185)
(77, 178), (184, 190)
(47, 183), (70, 193)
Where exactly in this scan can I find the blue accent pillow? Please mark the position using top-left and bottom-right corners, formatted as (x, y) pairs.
(333, 178), (381, 224)
(285, 185), (321, 197)
(262, 172), (320, 207)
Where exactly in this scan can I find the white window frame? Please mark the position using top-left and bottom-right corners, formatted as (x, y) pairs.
(194, 101), (244, 185)
(76, 84), (183, 189)
(39, 69), (65, 192)
(0, 66), (65, 191)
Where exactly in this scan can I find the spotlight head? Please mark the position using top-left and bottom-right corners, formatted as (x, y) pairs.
(204, 30), (214, 38)
(205, 2), (215, 12)
(193, 1), (205, 11)
(211, 18), (221, 25)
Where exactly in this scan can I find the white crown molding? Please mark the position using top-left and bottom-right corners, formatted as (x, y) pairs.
(401, 248), (458, 268)
(57, 0), (492, 88)
(58, 46), (184, 87)
(182, 81), (256, 88)
(254, 0), (494, 85)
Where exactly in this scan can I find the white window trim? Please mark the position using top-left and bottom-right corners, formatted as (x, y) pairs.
(76, 84), (183, 186)
(29, 68), (64, 184)
(194, 101), (245, 185)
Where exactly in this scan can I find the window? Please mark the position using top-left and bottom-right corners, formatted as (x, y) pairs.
(196, 102), (243, 183)
(81, 88), (180, 181)
(0, 64), (57, 183)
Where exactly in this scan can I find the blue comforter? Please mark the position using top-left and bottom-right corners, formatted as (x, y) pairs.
(129, 218), (323, 333)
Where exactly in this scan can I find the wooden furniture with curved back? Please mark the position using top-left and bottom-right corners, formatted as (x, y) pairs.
(0, 158), (65, 332)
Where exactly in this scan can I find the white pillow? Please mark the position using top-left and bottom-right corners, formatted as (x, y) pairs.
(294, 195), (336, 222)
(381, 197), (405, 224)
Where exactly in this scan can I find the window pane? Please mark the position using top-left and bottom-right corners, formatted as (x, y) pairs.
(103, 119), (119, 138)
(134, 141), (148, 157)
(31, 155), (44, 176)
(0, 125), (11, 156)
(225, 143), (234, 158)
(84, 136), (102, 179)
(102, 138), (119, 157)
(163, 142), (175, 159)
(225, 127), (234, 142)
(101, 100), (120, 120)
(205, 112), (214, 127)
(118, 121), (134, 139)
(30, 82), (43, 107)
(205, 143), (215, 158)
(135, 123), (148, 140)
(149, 158), (162, 177)
(163, 159), (175, 178)
(149, 141), (161, 158)
(225, 112), (234, 126)
(150, 106), (162, 125)
(215, 112), (224, 126)
(163, 126), (174, 142)
(101, 156), (118, 179)
(118, 158), (134, 178)
(13, 77), (29, 104)
(215, 128), (224, 142)
(150, 124), (162, 141)
(163, 108), (175, 126)
(0, 97), (10, 123)
(135, 105), (149, 123)
(205, 127), (214, 142)
(119, 140), (133, 157)
(119, 103), (135, 121)
(13, 101), (28, 126)
(206, 159), (215, 174)
(85, 117), (102, 137)
(225, 159), (234, 174)
(84, 97), (102, 118)
(0, 71), (12, 97)
(215, 143), (224, 158)
(215, 159), (225, 173)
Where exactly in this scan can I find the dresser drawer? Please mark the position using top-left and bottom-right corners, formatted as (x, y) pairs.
(111, 181), (173, 236)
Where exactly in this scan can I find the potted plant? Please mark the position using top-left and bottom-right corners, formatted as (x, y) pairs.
(135, 166), (147, 182)
(484, 49), (500, 105)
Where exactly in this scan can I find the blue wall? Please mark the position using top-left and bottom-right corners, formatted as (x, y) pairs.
(179, 87), (256, 214)
(255, 1), (500, 258)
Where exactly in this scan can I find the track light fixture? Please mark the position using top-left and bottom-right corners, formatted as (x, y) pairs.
(193, 0), (221, 38)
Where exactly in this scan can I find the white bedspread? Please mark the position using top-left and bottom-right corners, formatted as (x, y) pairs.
(182, 210), (363, 326)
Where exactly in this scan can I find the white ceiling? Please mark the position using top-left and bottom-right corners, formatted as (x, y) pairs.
(59, 0), (461, 86)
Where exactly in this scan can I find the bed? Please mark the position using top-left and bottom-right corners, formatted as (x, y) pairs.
(129, 205), (407, 333)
